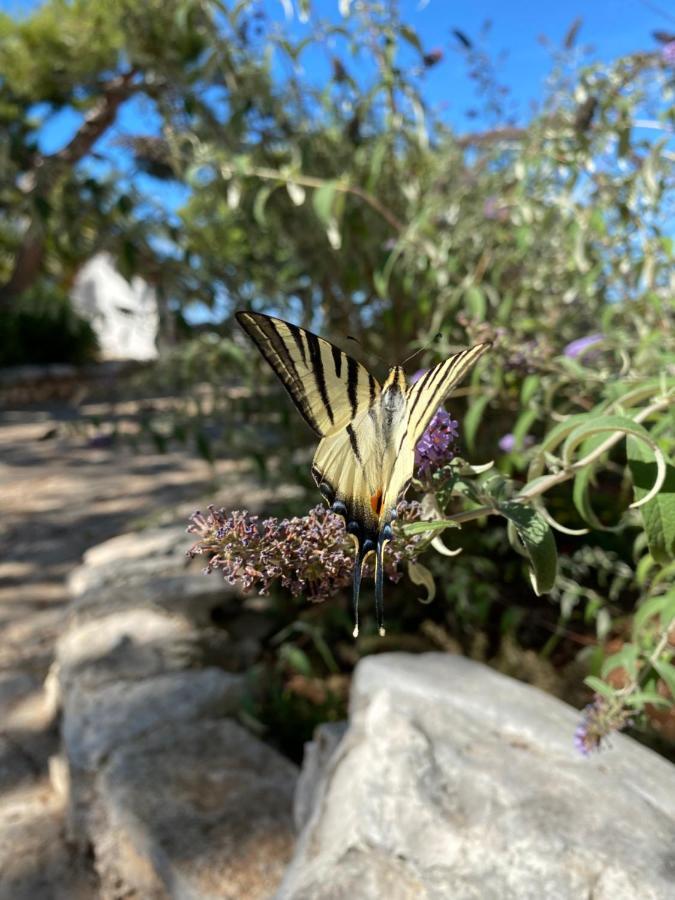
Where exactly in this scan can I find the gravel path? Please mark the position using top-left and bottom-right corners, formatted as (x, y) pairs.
(0, 405), (244, 899)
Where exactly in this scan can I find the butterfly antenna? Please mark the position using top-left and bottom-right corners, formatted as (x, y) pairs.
(375, 535), (386, 637)
(401, 332), (443, 367)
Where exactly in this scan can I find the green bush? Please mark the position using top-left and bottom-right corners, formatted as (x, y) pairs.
(0, 286), (98, 366)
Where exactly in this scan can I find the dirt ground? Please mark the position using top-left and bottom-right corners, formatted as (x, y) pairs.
(0, 401), (256, 898)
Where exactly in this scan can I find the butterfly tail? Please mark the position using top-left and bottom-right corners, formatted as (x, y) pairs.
(374, 534), (386, 637)
(352, 542), (366, 638)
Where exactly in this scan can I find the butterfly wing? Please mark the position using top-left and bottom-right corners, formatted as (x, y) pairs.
(405, 341), (492, 447)
(312, 404), (403, 637)
(235, 311), (379, 436)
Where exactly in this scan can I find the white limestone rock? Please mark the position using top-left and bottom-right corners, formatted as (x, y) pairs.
(81, 527), (190, 570)
(63, 668), (243, 771)
(278, 653), (675, 900)
(91, 719), (298, 900)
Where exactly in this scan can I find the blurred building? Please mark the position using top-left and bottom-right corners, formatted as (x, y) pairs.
(71, 253), (159, 361)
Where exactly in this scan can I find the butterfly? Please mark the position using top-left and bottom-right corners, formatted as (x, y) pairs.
(236, 311), (491, 637)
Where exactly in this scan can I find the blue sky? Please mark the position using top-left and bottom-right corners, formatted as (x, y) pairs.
(5, 0), (667, 199)
(3, 0), (670, 156)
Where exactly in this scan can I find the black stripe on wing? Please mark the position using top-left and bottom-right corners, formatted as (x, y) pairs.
(407, 342), (491, 444)
(236, 310), (382, 437)
(305, 330), (334, 426)
(236, 311), (323, 434)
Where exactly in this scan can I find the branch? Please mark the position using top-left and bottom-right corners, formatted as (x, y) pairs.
(1, 69), (140, 302)
(232, 163), (407, 234)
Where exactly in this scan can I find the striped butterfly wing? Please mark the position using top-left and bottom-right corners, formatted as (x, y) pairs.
(235, 311), (379, 436)
(405, 341), (492, 447)
(312, 396), (406, 638)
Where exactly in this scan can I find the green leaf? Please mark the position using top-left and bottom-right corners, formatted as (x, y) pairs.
(464, 395), (490, 452)
(499, 501), (558, 594)
(512, 406), (538, 450)
(572, 433), (613, 529)
(624, 691), (671, 708)
(253, 185), (275, 226)
(562, 417), (666, 507)
(633, 592), (675, 640)
(399, 519), (460, 536)
(520, 374), (540, 406)
(286, 181), (306, 206)
(464, 285), (486, 320)
(627, 436), (675, 564)
(366, 140), (387, 191)
(601, 644), (638, 680)
(373, 269), (388, 299)
(312, 181), (339, 226)
(653, 660), (675, 698)
(407, 560), (436, 604)
(399, 24), (422, 53)
(279, 643), (313, 676)
(529, 413), (591, 473)
(583, 675), (615, 698)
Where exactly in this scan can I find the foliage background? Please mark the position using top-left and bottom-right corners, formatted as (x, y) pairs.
(1, 0), (673, 759)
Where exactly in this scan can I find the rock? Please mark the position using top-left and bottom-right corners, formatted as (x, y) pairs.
(56, 608), (196, 692)
(278, 653), (675, 900)
(293, 722), (347, 832)
(0, 671), (39, 719)
(57, 523), (288, 897)
(69, 526), (193, 597)
(57, 608), (256, 696)
(0, 736), (38, 794)
(90, 719), (298, 900)
(69, 562), (237, 629)
(63, 668), (243, 771)
(71, 253), (159, 362)
(81, 527), (190, 570)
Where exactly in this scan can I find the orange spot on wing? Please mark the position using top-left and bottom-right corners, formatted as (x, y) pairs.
(370, 489), (383, 515)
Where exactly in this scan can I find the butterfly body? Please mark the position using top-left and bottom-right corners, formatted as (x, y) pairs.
(236, 310), (490, 637)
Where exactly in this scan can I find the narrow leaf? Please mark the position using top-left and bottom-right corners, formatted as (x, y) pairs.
(583, 676), (615, 698)
(601, 645), (639, 680)
(312, 181), (339, 226)
(407, 560), (436, 604)
(653, 660), (675, 698)
(633, 592), (675, 640)
(627, 436), (675, 564)
(464, 395), (490, 452)
(400, 519), (460, 537)
(499, 501), (558, 594)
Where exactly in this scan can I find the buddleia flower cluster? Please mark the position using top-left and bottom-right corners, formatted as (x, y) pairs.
(573, 696), (633, 756)
(187, 502), (424, 601)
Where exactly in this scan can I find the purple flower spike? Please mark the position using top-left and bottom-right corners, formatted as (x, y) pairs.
(187, 503), (423, 600)
(563, 333), (604, 359)
(663, 41), (675, 66)
(415, 408), (459, 479)
(573, 695), (632, 757)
